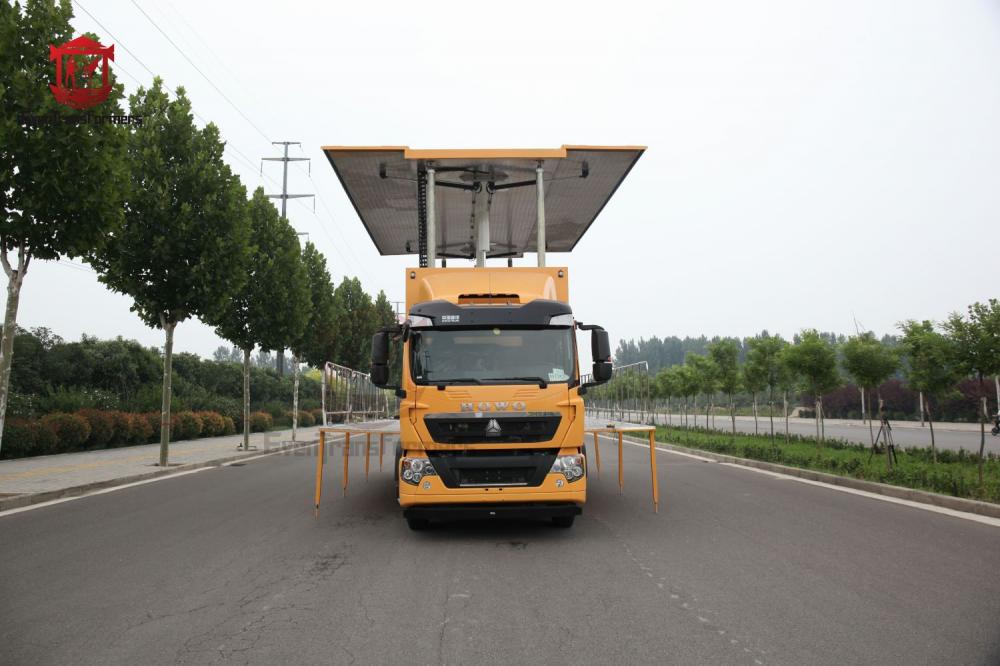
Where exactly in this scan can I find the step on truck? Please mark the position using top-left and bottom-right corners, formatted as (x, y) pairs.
(323, 145), (645, 529)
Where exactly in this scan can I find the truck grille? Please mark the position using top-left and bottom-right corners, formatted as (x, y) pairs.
(427, 449), (559, 488)
(424, 412), (561, 444)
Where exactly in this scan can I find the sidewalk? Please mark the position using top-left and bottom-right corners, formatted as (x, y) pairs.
(614, 412), (985, 432)
(0, 425), (325, 511)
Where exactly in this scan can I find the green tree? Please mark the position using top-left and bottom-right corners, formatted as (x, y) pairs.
(783, 329), (840, 446)
(331, 277), (374, 370)
(676, 364), (699, 428)
(841, 332), (900, 459)
(92, 79), (251, 466)
(214, 190), (311, 449)
(708, 339), (740, 434)
(746, 333), (787, 442)
(685, 354), (716, 429)
(654, 366), (680, 426)
(776, 344), (798, 443)
(944, 300), (1000, 486)
(741, 355), (768, 435)
(898, 320), (961, 463)
(298, 242), (338, 369)
(0, 1), (128, 454)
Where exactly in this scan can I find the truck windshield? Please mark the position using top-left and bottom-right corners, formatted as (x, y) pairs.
(411, 328), (576, 385)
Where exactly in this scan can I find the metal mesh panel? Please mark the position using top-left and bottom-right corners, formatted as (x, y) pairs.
(321, 362), (399, 424)
(583, 361), (652, 425)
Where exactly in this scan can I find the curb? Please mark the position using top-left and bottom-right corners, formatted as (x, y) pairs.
(0, 437), (321, 513)
(617, 433), (1000, 520)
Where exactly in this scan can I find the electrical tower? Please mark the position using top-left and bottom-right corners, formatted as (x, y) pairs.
(262, 141), (314, 375)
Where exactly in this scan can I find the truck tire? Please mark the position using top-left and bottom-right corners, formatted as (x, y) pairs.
(407, 517), (429, 531)
(551, 515), (575, 528)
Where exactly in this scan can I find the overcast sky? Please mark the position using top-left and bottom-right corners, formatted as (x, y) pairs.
(9, 0), (1000, 360)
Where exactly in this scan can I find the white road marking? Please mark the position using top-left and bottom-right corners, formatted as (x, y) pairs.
(0, 437), (340, 519)
(606, 434), (1000, 529)
(0, 467), (211, 518)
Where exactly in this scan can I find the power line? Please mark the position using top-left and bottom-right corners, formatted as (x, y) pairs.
(128, 0), (272, 144)
(72, 0), (156, 78)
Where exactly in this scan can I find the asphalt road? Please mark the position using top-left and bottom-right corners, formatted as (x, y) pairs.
(2, 435), (999, 665)
(601, 410), (1000, 455)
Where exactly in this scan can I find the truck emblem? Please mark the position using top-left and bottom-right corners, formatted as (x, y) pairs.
(460, 401), (527, 412)
(485, 419), (502, 435)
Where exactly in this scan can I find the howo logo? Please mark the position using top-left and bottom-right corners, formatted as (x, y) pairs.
(460, 401), (527, 412)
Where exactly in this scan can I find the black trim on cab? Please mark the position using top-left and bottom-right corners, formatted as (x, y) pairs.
(410, 299), (571, 328)
(424, 412), (561, 444)
(427, 448), (559, 488)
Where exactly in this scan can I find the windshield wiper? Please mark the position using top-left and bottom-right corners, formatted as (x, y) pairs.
(433, 378), (483, 389)
(504, 376), (549, 389)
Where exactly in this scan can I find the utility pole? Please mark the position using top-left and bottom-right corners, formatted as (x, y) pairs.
(262, 141), (313, 375)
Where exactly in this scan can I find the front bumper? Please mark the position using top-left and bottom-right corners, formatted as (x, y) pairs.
(403, 502), (582, 521)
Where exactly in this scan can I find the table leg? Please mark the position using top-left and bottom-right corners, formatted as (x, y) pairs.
(648, 430), (659, 513)
(593, 432), (601, 477)
(343, 432), (350, 497)
(365, 433), (371, 481)
(617, 432), (624, 495)
(314, 431), (325, 515)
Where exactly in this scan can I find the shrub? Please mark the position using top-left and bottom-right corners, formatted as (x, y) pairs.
(41, 412), (91, 452)
(106, 411), (134, 446)
(130, 412), (153, 444)
(76, 408), (115, 449)
(309, 408), (325, 424)
(173, 411), (203, 440)
(293, 410), (315, 427)
(249, 411), (273, 432)
(2, 418), (37, 458)
(222, 416), (236, 435)
(32, 421), (58, 455)
(197, 411), (226, 437)
(143, 412), (162, 441)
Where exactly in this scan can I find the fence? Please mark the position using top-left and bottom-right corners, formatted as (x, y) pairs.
(321, 362), (398, 425)
(582, 361), (653, 424)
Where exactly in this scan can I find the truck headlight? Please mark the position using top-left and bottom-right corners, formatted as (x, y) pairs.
(550, 454), (585, 483)
(401, 457), (438, 485)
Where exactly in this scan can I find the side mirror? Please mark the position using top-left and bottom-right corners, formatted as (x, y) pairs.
(580, 326), (613, 393)
(370, 331), (390, 388)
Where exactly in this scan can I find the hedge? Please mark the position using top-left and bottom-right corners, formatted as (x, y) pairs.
(0, 409), (236, 460)
(249, 411), (273, 432)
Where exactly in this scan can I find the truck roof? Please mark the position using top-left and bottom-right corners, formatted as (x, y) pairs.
(322, 145), (644, 258)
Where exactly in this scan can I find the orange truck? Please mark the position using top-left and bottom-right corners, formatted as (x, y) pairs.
(323, 145), (644, 529)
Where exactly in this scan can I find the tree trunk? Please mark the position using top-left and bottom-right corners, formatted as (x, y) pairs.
(752, 393), (758, 434)
(979, 378), (986, 487)
(706, 397), (710, 430)
(0, 246), (27, 457)
(814, 396), (821, 447)
(820, 396), (826, 442)
(730, 393), (736, 435)
(879, 393), (892, 473)
(860, 386), (866, 424)
(783, 390), (789, 444)
(866, 388), (875, 447)
(926, 401), (937, 464)
(159, 318), (176, 467)
(768, 389), (775, 443)
(292, 353), (300, 442)
(242, 348), (251, 450)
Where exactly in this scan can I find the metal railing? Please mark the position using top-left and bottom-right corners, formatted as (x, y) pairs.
(321, 362), (398, 425)
(582, 361), (652, 424)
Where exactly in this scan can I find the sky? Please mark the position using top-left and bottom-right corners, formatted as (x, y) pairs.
(7, 0), (1000, 362)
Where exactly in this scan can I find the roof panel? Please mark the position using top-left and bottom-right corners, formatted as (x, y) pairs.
(322, 145), (644, 257)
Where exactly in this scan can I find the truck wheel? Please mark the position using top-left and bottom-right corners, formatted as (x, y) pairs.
(407, 517), (429, 531)
(551, 515), (575, 528)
